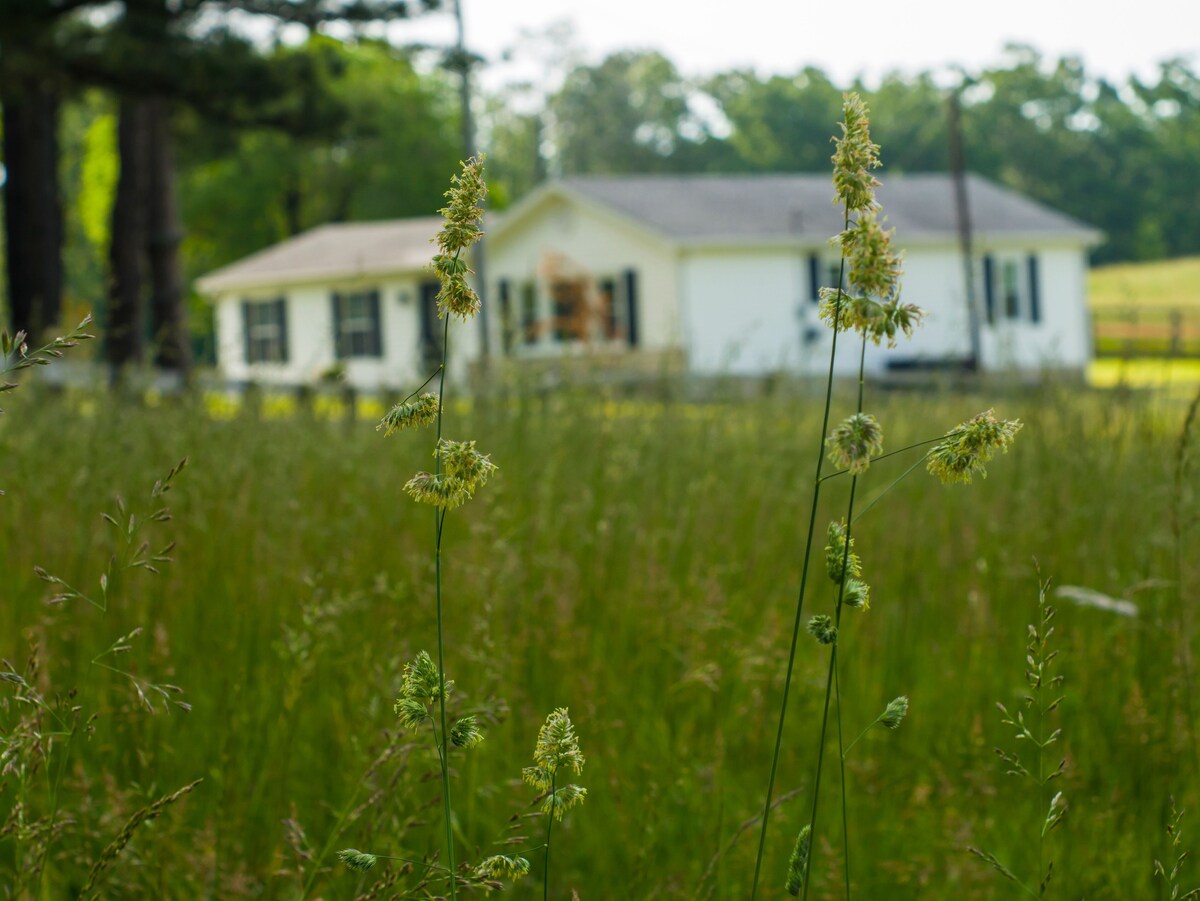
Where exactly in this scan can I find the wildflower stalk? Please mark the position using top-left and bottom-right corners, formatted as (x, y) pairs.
(816, 335), (873, 901)
(433, 314), (456, 897)
(1155, 800), (1200, 900)
(755, 93), (1017, 898)
(969, 577), (1066, 897)
(835, 659), (851, 899)
(379, 157), (490, 901)
(801, 466), (861, 901)
(804, 248), (874, 901)
(542, 771), (555, 901)
(523, 708), (586, 899)
(750, 208), (851, 900)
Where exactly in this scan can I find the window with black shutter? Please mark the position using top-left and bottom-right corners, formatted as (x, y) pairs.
(332, 289), (383, 358)
(243, 298), (289, 363)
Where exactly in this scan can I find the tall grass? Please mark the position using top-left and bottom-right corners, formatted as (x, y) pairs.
(0, 376), (1194, 897)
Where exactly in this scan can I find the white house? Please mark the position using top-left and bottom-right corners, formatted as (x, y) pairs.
(197, 173), (1100, 389)
(485, 173), (1101, 377)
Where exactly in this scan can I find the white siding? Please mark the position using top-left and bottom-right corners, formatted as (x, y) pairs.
(799, 244), (1092, 376)
(679, 250), (807, 374)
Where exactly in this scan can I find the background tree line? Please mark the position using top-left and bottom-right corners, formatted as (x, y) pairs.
(483, 41), (1200, 266)
(3, 26), (1198, 362)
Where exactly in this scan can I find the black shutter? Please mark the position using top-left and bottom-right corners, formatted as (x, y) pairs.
(368, 289), (382, 356)
(808, 254), (820, 304)
(276, 298), (290, 363)
(623, 269), (639, 347)
(497, 279), (512, 354)
(331, 292), (344, 359)
(982, 255), (996, 325)
(241, 300), (253, 363)
(1027, 254), (1041, 324)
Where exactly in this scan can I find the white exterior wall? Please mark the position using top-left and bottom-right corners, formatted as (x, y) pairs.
(213, 274), (481, 390)
(679, 249), (808, 374)
(790, 246), (976, 376)
(978, 244), (1091, 370)
(800, 243), (1091, 375)
(486, 196), (680, 355)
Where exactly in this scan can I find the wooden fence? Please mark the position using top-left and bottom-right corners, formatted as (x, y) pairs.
(1092, 306), (1200, 358)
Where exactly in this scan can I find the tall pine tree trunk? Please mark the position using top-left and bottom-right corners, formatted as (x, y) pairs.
(145, 95), (190, 376)
(106, 97), (150, 370)
(1, 73), (63, 339)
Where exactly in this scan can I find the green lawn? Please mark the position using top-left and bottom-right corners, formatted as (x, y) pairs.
(1, 383), (1197, 899)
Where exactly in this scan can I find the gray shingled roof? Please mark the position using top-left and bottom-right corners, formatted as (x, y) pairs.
(196, 216), (443, 294)
(554, 173), (1099, 245)
(198, 174), (1098, 294)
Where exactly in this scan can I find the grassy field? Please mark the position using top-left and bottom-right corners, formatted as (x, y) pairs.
(1, 378), (1198, 899)
(1089, 256), (1200, 311)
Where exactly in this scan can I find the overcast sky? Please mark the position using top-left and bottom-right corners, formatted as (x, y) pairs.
(394, 0), (1199, 89)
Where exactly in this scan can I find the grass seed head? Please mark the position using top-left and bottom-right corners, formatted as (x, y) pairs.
(827, 412), (884, 475)
(378, 393), (439, 435)
(843, 577), (871, 611)
(825, 519), (862, 585)
(433, 156), (487, 320)
(450, 715), (485, 749)
(927, 410), (1023, 485)
(404, 439), (497, 509)
(832, 93), (881, 211)
(394, 651), (452, 731)
(880, 695), (909, 730)
(785, 825), (812, 896)
(841, 211), (903, 300)
(337, 849), (378, 872)
(807, 614), (838, 645)
(476, 855), (531, 881)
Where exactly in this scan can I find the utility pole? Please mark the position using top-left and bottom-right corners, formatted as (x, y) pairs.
(452, 0), (489, 358)
(948, 87), (981, 370)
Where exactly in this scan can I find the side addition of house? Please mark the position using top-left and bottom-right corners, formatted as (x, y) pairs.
(196, 217), (479, 389)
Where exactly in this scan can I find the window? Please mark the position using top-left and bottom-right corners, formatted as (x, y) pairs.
(807, 255), (845, 305)
(550, 279), (587, 341)
(1001, 260), (1021, 319)
(418, 281), (441, 371)
(983, 253), (1041, 325)
(242, 298), (288, 364)
(332, 290), (382, 358)
(598, 278), (619, 338)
